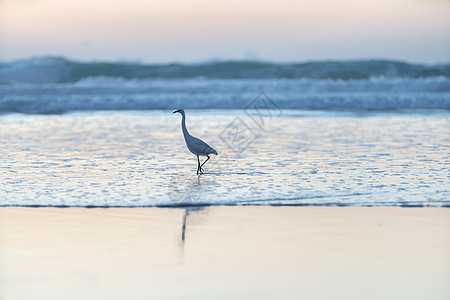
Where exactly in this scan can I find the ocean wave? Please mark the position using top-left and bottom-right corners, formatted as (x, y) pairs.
(1, 76), (449, 113)
(0, 56), (449, 84)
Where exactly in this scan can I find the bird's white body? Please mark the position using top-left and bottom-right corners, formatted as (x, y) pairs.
(174, 109), (217, 174)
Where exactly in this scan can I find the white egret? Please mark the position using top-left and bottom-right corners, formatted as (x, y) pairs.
(173, 109), (218, 175)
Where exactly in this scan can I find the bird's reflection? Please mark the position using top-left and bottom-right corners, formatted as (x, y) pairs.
(178, 175), (208, 249)
(167, 174), (215, 250)
(181, 209), (188, 243)
(180, 206), (206, 250)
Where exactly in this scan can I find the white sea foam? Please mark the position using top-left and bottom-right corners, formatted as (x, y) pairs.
(0, 77), (449, 113)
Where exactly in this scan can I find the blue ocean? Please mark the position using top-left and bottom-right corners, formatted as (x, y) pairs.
(0, 57), (449, 207)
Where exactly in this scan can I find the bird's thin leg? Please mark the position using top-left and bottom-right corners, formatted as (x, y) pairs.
(197, 156), (199, 175)
(197, 155), (202, 175)
(200, 155), (210, 172)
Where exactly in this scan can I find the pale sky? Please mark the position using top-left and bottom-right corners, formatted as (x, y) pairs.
(1, 0), (449, 63)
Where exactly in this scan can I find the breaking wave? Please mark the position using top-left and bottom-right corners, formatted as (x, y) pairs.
(1, 56), (449, 84)
(0, 56), (449, 113)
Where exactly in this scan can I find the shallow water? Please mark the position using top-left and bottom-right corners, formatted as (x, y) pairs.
(0, 110), (449, 207)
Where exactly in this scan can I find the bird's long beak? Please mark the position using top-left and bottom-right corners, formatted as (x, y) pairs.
(173, 109), (180, 114)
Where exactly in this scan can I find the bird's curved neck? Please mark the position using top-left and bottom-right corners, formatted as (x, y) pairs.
(180, 113), (191, 138)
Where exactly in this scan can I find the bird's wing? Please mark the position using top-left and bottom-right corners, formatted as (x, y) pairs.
(189, 136), (215, 155)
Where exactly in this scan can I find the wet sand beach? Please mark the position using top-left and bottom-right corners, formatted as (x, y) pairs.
(1, 206), (449, 300)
